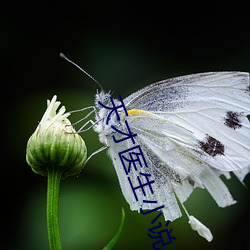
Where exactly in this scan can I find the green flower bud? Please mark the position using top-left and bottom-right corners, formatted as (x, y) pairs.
(26, 95), (87, 178)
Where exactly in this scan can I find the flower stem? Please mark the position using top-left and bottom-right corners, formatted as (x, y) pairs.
(47, 165), (63, 250)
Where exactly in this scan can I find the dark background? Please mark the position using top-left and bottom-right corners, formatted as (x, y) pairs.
(2, 1), (250, 250)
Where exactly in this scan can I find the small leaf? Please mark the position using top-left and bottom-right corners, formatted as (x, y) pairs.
(102, 208), (125, 250)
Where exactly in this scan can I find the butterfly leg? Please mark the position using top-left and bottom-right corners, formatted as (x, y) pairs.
(68, 106), (100, 132)
(77, 145), (108, 176)
(70, 106), (96, 125)
(77, 119), (96, 132)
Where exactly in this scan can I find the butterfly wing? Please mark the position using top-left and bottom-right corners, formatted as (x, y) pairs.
(105, 127), (184, 221)
(124, 72), (250, 173)
(112, 72), (250, 221)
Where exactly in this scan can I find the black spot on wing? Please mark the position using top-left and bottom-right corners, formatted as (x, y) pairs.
(199, 135), (225, 157)
(187, 177), (195, 186)
(224, 111), (243, 130)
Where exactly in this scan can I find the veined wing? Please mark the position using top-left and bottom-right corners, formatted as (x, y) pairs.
(124, 72), (249, 113)
(126, 113), (238, 209)
(124, 72), (250, 173)
(106, 127), (183, 221)
(108, 111), (240, 222)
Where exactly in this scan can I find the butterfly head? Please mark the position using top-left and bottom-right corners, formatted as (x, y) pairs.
(94, 89), (111, 108)
(93, 90), (120, 145)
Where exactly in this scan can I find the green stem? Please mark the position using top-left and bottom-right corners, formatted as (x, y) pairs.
(47, 165), (63, 250)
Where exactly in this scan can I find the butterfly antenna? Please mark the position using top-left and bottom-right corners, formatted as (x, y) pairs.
(60, 53), (104, 91)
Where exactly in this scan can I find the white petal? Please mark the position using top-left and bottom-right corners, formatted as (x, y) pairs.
(40, 95), (71, 125)
(188, 215), (213, 242)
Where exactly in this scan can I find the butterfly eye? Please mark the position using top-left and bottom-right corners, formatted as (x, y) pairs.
(99, 93), (111, 105)
(103, 96), (110, 105)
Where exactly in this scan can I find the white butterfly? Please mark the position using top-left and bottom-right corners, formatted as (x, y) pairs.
(86, 71), (250, 242)
(57, 62), (249, 241)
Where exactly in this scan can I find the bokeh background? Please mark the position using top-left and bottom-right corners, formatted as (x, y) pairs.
(2, 2), (250, 250)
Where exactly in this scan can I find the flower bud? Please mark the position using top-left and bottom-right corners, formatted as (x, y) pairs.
(26, 95), (87, 178)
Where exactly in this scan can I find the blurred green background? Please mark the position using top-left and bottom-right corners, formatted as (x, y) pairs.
(2, 2), (250, 250)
